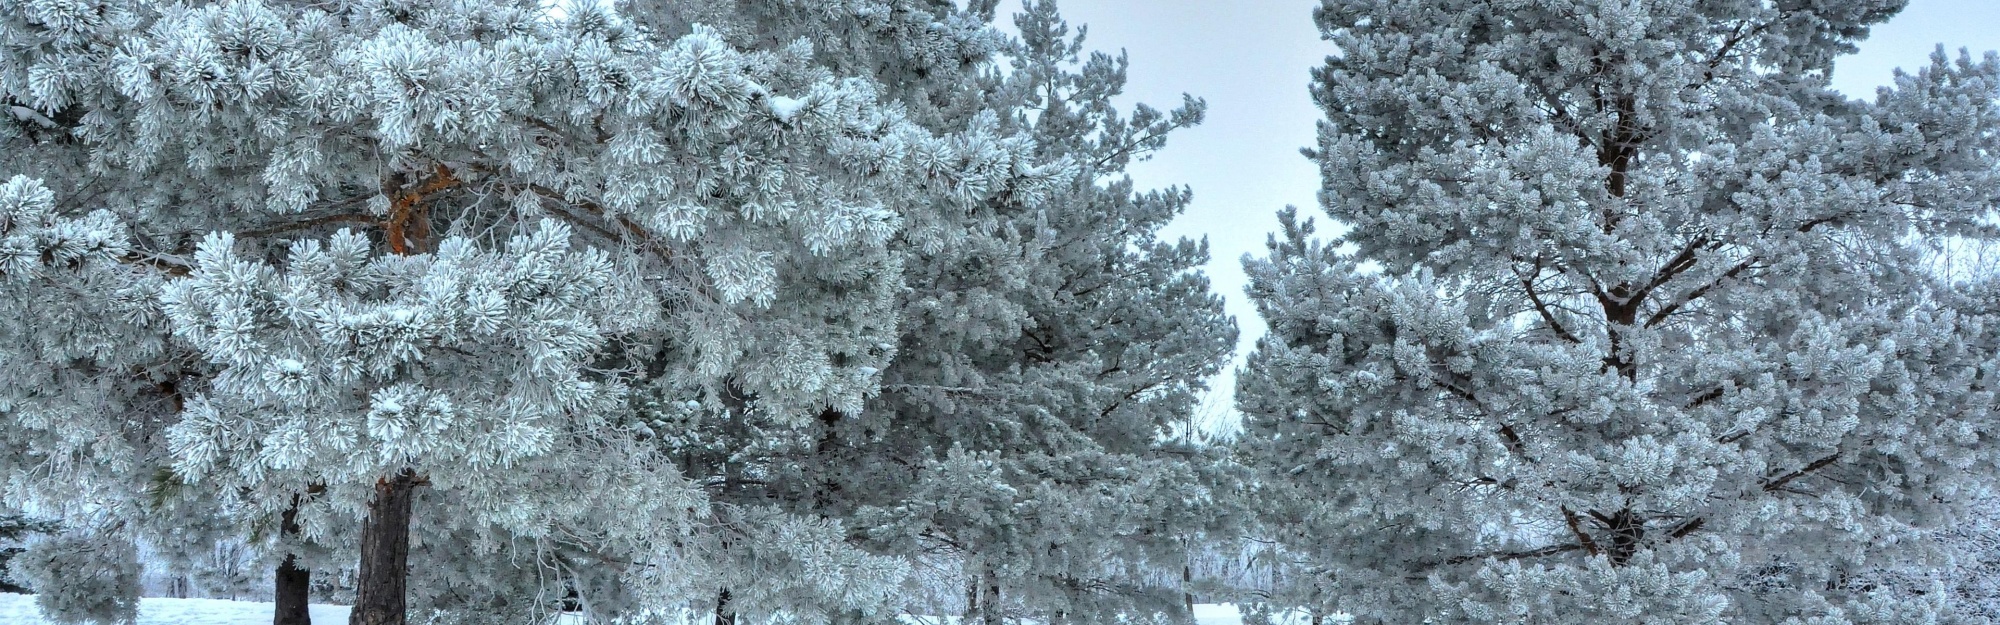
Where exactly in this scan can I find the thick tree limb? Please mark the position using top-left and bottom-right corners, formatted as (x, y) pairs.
(385, 164), (460, 255)
(1562, 506), (1602, 557)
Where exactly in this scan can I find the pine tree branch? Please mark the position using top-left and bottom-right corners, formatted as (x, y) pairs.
(1644, 256), (1758, 328)
(1762, 452), (1841, 493)
(883, 384), (995, 396)
(1562, 506), (1602, 557)
(1518, 262), (1581, 344)
(1686, 387), (1728, 411)
(1645, 212), (1846, 328)
(1666, 516), (1705, 539)
(521, 183), (678, 266)
(121, 251), (193, 276)
(234, 212), (379, 240)
(1440, 542), (1586, 567)
(1632, 236), (1717, 305)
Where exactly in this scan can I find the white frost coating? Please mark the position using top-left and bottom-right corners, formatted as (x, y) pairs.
(1238, 0), (2000, 622)
(0, 0), (1028, 620)
(767, 95), (807, 121)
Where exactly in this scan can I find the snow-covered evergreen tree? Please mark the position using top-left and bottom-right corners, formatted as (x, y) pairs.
(1238, 0), (2000, 622)
(0, 513), (58, 594)
(814, 2), (1238, 622)
(613, 1), (1242, 623)
(2, 0), (1017, 622)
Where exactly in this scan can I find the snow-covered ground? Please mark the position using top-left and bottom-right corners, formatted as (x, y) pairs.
(0, 593), (1282, 624)
(0, 593), (351, 624)
(899, 604), (1271, 625)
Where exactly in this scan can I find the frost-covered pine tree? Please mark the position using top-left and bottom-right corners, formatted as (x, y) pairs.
(814, 2), (1238, 622)
(1238, 0), (2000, 622)
(613, 1), (1241, 623)
(0, 513), (58, 594)
(2, 0), (1013, 623)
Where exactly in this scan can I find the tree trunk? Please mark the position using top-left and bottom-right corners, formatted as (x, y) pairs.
(274, 494), (312, 625)
(274, 556), (313, 625)
(349, 472), (418, 625)
(713, 588), (737, 625)
(1182, 561), (1195, 618)
(963, 564), (980, 620)
(981, 568), (1001, 625)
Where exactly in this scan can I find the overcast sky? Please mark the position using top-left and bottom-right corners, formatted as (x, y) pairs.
(992, 0), (2000, 423)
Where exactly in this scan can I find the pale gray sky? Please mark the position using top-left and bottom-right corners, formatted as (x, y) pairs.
(997, 0), (2000, 420)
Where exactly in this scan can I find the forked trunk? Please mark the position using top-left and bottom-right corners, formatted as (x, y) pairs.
(349, 471), (418, 625)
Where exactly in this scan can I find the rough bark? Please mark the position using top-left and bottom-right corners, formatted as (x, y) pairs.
(274, 494), (313, 625)
(713, 588), (737, 625)
(349, 471), (418, 625)
(274, 555), (313, 625)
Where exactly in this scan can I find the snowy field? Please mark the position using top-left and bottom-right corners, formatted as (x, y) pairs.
(0, 594), (1276, 624)
(0, 593), (351, 624)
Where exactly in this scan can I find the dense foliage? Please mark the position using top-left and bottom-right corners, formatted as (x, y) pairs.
(4, 0), (1997, 624)
(1238, 0), (2000, 622)
(2, 0), (1237, 622)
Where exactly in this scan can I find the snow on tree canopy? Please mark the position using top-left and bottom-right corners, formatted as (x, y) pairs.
(1237, 0), (2000, 623)
(1, 0), (1039, 621)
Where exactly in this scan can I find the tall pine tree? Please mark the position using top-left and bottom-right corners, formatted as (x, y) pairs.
(619, 1), (1241, 622)
(1239, 0), (2000, 622)
(836, 3), (1239, 622)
